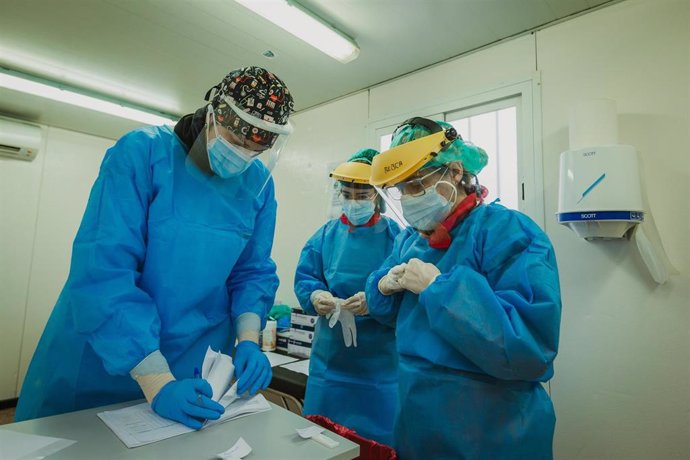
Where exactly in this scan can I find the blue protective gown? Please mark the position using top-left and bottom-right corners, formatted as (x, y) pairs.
(294, 216), (400, 445)
(366, 202), (561, 460)
(15, 126), (278, 421)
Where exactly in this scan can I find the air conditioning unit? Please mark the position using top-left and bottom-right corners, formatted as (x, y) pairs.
(0, 118), (42, 161)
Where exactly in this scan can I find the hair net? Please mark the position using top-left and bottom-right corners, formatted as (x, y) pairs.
(390, 120), (488, 175)
(347, 148), (379, 165)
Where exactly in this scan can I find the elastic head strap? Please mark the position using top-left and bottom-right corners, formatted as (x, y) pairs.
(204, 84), (220, 103)
(393, 117), (442, 138)
(393, 117), (463, 144)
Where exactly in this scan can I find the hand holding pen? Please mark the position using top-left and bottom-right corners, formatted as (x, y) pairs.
(150, 370), (225, 430)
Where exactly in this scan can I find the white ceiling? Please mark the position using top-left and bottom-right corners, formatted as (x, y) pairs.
(0, 0), (615, 139)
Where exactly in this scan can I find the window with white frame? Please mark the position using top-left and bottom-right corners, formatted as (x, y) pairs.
(373, 83), (545, 229)
(379, 133), (393, 152)
(445, 97), (520, 210)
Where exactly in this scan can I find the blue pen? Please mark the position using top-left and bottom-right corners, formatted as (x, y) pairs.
(193, 367), (202, 403)
(193, 367), (208, 425)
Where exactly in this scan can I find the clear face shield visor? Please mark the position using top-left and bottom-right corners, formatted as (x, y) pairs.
(370, 126), (462, 230)
(333, 181), (379, 224)
(374, 166), (458, 231)
(327, 161), (375, 217)
(202, 95), (293, 195)
(335, 182), (378, 202)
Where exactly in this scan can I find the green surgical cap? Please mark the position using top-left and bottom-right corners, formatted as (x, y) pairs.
(347, 148), (379, 165)
(390, 120), (488, 175)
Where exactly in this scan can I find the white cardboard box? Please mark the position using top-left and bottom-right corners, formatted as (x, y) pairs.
(291, 311), (318, 329)
(288, 339), (312, 358)
(290, 327), (314, 344)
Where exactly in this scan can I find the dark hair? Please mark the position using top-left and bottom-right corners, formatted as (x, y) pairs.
(460, 172), (480, 195)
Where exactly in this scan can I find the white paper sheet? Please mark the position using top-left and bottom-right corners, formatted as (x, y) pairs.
(295, 426), (339, 448)
(98, 394), (271, 448)
(203, 347), (235, 402)
(280, 359), (310, 376)
(98, 347), (270, 448)
(296, 426), (324, 439)
(263, 351), (298, 368)
(216, 437), (252, 459)
(0, 430), (75, 460)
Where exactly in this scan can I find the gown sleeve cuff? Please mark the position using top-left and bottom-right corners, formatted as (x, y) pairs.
(236, 312), (261, 343)
(129, 350), (171, 377)
(129, 350), (174, 403)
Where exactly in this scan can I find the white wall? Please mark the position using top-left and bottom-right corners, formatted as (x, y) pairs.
(0, 125), (112, 397)
(0, 125), (46, 400)
(538, 1), (689, 458)
(269, 1), (689, 458)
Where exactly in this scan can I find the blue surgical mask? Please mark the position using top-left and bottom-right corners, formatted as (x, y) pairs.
(206, 136), (253, 178)
(206, 104), (259, 179)
(400, 181), (457, 231)
(342, 199), (376, 225)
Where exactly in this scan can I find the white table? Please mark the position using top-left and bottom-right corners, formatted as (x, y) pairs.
(0, 400), (359, 459)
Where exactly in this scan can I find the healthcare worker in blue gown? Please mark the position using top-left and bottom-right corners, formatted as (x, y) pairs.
(294, 149), (401, 445)
(365, 117), (562, 459)
(15, 66), (295, 429)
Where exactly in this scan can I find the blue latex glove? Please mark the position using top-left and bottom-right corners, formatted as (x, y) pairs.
(151, 379), (225, 430)
(234, 341), (272, 396)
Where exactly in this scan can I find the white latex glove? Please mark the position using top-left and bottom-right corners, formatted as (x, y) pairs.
(338, 309), (357, 347)
(398, 258), (441, 294)
(327, 299), (342, 328)
(310, 290), (336, 316)
(325, 300), (357, 347)
(378, 263), (407, 295)
(342, 292), (368, 315)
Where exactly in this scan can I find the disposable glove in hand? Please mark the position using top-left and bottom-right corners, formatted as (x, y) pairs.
(151, 379), (225, 430)
(310, 290), (337, 316)
(339, 309), (357, 347)
(327, 299), (342, 328)
(234, 341), (272, 396)
(378, 263), (407, 295)
(342, 291), (368, 315)
(325, 300), (357, 347)
(399, 258), (441, 294)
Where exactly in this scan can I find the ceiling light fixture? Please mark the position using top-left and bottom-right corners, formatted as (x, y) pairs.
(0, 68), (178, 126)
(234, 0), (360, 64)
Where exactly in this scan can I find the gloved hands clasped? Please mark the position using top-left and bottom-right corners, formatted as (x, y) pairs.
(234, 341), (272, 396)
(342, 291), (368, 315)
(379, 258), (441, 295)
(378, 263), (406, 295)
(151, 379), (225, 430)
(310, 290), (337, 316)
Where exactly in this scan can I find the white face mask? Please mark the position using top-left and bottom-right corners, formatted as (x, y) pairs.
(342, 199), (376, 225)
(400, 181), (457, 231)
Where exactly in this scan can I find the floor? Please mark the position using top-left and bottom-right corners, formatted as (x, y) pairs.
(0, 407), (16, 425)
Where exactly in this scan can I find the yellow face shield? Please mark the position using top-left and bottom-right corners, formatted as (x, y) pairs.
(329, 161), (372, 184)
(370, 130), (456, 187)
